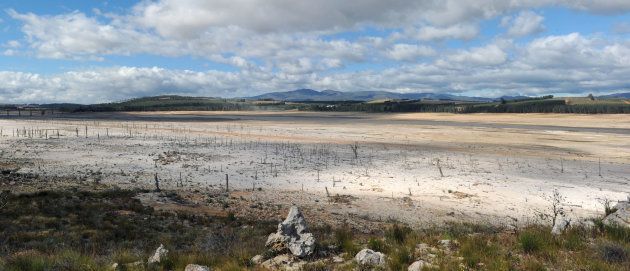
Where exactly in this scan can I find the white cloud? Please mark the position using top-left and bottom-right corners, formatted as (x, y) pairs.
(4, 40), (20, 48)
(415, 24), (479, 41)
(386, 44), (436, 61)
(503, 11), (545, 37)
(2, 1), (630, 102)
(447, 44), (508, 66)
(2, 33), (630, 104)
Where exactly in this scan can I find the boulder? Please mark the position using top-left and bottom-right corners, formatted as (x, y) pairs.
(266, 206), (316, 257)
(603, 201), (630, 228)
(251, 255), (264, 264)
(355, 249), (386, 267)
(408, 260), (431, 271)
(185, 264), (211, 271)
(261, 254), (307, 271)
(147, 244), (168, 264)
(551, 215), (571, 235)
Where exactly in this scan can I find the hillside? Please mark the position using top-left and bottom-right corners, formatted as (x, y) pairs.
(248, 89), (493, 102)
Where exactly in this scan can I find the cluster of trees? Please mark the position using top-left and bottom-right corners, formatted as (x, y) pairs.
(301, 99), (630, 114)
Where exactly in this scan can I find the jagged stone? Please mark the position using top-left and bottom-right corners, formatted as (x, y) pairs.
(552, 215), (571, 235)
(147, 244), (168, 264)
(265, 206), (316, 257)
(408, 260), (432, 271)
(185, 264), (210, 271)
(261, 254), (307, 271)
(355, 249), (386, 267)
(603, 201), (630, 228)
(251, 255), (264, 264)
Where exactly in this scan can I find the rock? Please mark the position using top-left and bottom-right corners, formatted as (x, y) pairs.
(438, 239), (451, 249)
(261, 254), (306, 271)
(332, 255), (344, 263)
(415, 243), (430, 254)
(603, 201), (630, 228)
(147, 244), (168, 264)
(575, 219), (596, 230)
(185, 264), (211, 271)
(551, 215), (571, 235)
(355, 249), (386, 267)
(438, 239), (457, 250)
(109, 263), (118, 270)
(408, 260), (431, 271)
(265, 206), (316, 257)
(251, 255), (264, 264)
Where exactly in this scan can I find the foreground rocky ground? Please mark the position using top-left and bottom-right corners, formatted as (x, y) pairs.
(0, 171), (628, 271)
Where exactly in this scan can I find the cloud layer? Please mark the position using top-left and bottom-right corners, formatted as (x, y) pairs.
(2, 0), (630, 103)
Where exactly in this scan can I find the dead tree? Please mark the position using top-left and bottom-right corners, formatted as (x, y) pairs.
(154, 173), (161, 192)
(0, 191), (9, 210)
(350, 142), (359, 159)
(541, 188), (566, 227)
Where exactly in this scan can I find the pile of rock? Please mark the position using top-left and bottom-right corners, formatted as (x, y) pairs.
(354, 249), (386, 267)
(265, 206), (316, 257)
(603, 201), (630, 228)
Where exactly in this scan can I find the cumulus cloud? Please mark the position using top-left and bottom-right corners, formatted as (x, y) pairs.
(386, 44), (436, 61)
(446, 44), (508, 66)
(415, 24), (479, 41)
(3, 1), (630, 102)
(2, 33), (629, 104)
(502, 11), (545, 37)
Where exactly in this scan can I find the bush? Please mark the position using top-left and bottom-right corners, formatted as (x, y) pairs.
(385, 224), (411, 244)
(519, 230), (548, 254)
(388, 246), (412, 271)
(334, 226), (358, 255)
(459, 235), (508, 269)
(598, 242), (627, 263)
(367, 238), (387, 253)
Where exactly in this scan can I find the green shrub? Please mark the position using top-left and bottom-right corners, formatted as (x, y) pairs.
(334, 227), (358, 255)
(388, 246), (412, 271)
(604, 224), (630, 243)
(519, 230), (548, 254)
(367, 238), (387, 253)
(385, 224), (411, 244)
(4, 251), (51, 271)
(459, 235), (508, 269)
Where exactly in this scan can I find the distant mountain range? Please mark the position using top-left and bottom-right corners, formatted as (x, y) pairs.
(598, 92), (630, 99)
(248, 89), (496, 102)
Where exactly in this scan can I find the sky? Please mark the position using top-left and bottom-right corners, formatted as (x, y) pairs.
(1, 1), (630, 104)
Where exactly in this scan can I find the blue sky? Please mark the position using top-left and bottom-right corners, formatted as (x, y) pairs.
(1, 0), (630, 103)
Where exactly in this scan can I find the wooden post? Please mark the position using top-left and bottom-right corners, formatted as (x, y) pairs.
(85, 125), (88, 138)
(325, 187), (330, 197)
(225, 174), (229, 192)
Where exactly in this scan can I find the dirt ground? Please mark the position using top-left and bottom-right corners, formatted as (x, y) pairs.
(1, 111), (629, 229)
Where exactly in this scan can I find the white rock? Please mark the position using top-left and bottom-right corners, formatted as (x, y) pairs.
(185, 264), (211, 271)
(603, 201), (630, 228)
(251, 255), (264, 264)
(261, 254), (306, 271)
(408, 260), (430, 271)
(355, 249), (386, 266)
(551, 215), (571, 235)
(265, 206), (316, 257)
(147, 244), (168, 264)
(332, 255), (344, 263)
